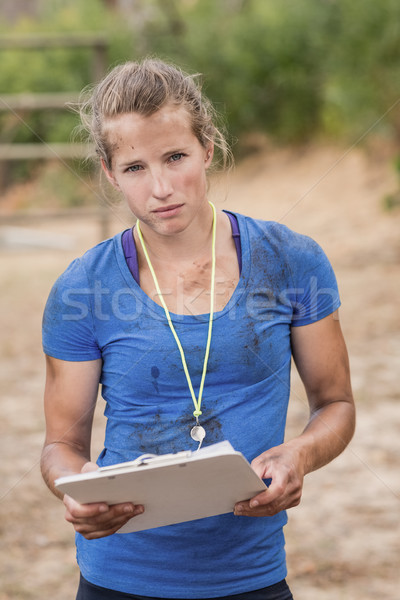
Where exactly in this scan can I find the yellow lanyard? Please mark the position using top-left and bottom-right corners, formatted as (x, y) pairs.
(136, 201), (216, 428)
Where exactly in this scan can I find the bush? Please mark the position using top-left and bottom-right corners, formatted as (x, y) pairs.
(2, 0), (400, 199)
(134, 0), (328, 142)
(0, 0), (134, 188)
(133, 0), (400, 145)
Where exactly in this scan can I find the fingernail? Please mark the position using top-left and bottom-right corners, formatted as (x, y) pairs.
(250, 500), (259, 508)
(99, 504), (108, 513)
(124, 505), (134, 513)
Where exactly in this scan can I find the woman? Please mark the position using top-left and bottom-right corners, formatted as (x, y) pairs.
(41, 58), (355, 600)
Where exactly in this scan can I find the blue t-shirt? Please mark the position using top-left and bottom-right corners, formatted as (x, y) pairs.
(42, 212), (340, 598)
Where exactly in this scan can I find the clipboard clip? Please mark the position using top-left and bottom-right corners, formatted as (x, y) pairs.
(98, 450), (193, 472)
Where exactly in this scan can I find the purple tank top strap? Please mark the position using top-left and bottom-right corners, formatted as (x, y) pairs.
(121, 228), (140, 284)
(225, 211), (242, 275)
(121, 211), (242, 285)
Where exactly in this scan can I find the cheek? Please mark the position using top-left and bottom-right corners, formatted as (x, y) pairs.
(119, 177), (149, 204)
(180, 166), (207, 193)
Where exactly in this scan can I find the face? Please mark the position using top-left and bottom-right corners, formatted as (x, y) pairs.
(102, 105), (214, 237)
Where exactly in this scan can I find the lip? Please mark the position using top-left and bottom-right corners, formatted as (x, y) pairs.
(152, 203), (184, 216)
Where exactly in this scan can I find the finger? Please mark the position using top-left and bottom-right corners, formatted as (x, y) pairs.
(81, 461), (99, 473)
(234, 501), (274, 517)
(235, 480), (302, 516)
(233, 489), (267, 516)
(234, 484), (286, 516)
(64, 495), (110, 519)
(72, 504), (144, 534)
(65, 501), (141, 525)
(234, 499), (282, 517)
(249, 479), (285, 508)
(250, 445), (292, 481)
(250, 457), (269, 480)
(75, 505), (144, 539)
(233, 483), (280, 515)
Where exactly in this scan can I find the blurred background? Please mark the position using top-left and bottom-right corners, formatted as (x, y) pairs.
(0, 1), (399, 599)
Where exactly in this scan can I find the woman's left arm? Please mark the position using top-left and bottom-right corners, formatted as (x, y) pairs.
(234, 310), (355, 517)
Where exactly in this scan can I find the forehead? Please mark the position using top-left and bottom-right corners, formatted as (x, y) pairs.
(104, 105), (195, 148)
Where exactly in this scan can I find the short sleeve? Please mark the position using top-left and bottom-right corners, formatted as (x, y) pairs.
(287, 234), (341, 327)
(42, 258), (101, 361)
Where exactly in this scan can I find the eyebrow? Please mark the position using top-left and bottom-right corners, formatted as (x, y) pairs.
(118, 147), (190, 168)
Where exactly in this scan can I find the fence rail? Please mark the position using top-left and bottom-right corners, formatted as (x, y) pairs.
(0, 32), (108, 49)
(0, 32), (109, 240)
(0, 207), (100, 223)
(0, 92), (81, 111)
(0, 143), (93, 161)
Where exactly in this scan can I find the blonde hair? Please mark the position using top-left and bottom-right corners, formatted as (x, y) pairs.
(78, 58), (232, 171)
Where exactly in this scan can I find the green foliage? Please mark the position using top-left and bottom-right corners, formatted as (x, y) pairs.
(131, 0), (400, 146)
(0, 1), (109, 94)
(136, 0), (329, 142)
(0, 0), (133, 189)
(383, 154), (400, 211)
(2, 0), (400, 202)
(3, 0), (400, 145)
(319, 0), (400, 140)
(383, 191), (400, 211)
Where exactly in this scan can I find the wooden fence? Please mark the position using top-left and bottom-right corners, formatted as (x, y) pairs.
(0, 33), (111, 241)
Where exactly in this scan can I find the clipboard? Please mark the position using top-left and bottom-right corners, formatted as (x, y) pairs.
(55, 441), (267, 533)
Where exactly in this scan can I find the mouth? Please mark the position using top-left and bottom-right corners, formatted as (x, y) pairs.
(152, 204), (184, 216)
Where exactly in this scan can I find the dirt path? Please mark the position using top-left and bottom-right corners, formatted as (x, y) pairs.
(1, 143), (399, 599)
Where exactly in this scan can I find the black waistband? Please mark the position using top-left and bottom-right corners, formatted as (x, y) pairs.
(76, 574), (293, 600)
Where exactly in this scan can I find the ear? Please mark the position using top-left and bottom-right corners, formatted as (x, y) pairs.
(101, 158), (120, 189)
(204, 143), (214, 169)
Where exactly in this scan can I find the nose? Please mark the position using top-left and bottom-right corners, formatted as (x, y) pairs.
(151, 171), (173, 200)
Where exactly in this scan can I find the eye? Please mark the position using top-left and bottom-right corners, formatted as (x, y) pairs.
(126, 164), (143, 173)
(169, 153), (185, 163)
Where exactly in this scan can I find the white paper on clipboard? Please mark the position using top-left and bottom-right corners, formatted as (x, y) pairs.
(55, 441), (267, 533)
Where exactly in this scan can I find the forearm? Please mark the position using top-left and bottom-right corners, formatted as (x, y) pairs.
(286, 397), (356, 476)
(40, 441), (91, 500)
(237, 317), (355, 518)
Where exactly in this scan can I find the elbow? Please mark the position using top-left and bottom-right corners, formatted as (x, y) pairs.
(345, 395), (356, 445)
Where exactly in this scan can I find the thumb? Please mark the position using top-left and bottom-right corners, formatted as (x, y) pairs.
(251, 455), (273, 480)
(81, 461), (99, 473)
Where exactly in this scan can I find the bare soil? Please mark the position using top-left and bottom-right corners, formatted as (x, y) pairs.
(1, 142), (399, 599)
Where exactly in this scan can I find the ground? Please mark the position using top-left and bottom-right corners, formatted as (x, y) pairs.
(0, 142), (399, 599)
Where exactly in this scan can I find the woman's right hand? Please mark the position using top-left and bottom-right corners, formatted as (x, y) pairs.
(63, 462), (144, 539)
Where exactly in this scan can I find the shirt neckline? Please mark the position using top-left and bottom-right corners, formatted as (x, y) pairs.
(113, 210), (250, 323)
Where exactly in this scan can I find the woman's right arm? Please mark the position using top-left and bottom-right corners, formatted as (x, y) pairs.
(41, 355), (102, 495)
(41, 355), (144, 539)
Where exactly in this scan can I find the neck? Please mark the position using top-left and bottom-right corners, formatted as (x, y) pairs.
(134, 202), (215, 264)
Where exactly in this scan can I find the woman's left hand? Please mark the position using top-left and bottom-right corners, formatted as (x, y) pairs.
(234, 442), (304, 517)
